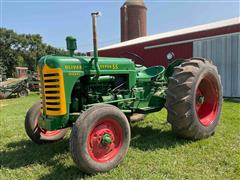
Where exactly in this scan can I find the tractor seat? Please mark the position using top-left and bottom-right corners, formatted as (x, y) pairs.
(137, 66), (165, 82)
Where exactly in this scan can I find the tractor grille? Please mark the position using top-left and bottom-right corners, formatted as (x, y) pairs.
(38, 65), (66, 116)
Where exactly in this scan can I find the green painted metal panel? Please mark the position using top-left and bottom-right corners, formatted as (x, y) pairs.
(37, 55), (184, 130)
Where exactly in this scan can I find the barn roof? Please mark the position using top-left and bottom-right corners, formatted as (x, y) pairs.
(99, 17), (240, 51)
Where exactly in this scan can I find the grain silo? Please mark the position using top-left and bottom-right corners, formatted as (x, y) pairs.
(121, 0), (147, 42)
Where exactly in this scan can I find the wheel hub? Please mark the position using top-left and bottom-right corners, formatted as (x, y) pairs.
(88, 119), (123, 163)
(197, 95), (205, 104)
(101, 133), (112, 145)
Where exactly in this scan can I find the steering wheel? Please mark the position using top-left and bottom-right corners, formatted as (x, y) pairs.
(119, 52), (145, 67)
(135, 64), (144, 68)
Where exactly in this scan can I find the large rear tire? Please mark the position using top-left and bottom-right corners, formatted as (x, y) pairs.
(70, 104), (130, 174)
(25, 101), (68, 144)
(166, 58), (223, 140)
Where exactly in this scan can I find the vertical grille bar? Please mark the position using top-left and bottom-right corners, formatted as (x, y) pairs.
(39, 65), (67, 116)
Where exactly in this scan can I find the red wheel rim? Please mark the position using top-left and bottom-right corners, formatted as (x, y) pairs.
(88, 118), (123, 163)
(195, 73), (219, 127)
(35, 112), (62, 137)
(39, 128), (61, 137)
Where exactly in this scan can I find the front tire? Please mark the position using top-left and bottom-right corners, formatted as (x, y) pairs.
(166, 58), (223, 140)
(25, 101), (68, 144)
(70, 104), (130, 174)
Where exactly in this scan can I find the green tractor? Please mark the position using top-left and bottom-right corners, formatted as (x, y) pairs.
(25, 12), (223, 174)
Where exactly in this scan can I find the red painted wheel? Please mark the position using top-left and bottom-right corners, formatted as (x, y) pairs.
(195, 74), (219, 127)
(88, 118), (123, 163)
(166, 58), (223, 140)
(70, 104), (130, 174)
(33, 111), (63, 138)
(39, 127), (62, 138)
(25, 101), (68, 144)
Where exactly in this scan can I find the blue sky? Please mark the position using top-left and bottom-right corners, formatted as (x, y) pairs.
(1, 0), (239, 52)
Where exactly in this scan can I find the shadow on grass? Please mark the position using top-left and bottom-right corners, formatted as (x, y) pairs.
(130, 124), (192, 150)
(1, 139), (68, 169)
(0, 123), (193, 179)
(0, 138), (87, 179)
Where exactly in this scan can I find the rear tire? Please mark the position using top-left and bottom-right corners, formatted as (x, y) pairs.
(70, 104), (130, 174)
(166, 58), (223, 140)
(18, 89), (29, 97)
(25, 101), (68, 144)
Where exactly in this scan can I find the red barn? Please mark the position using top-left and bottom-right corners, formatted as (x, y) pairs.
(98, 18), (240, 97)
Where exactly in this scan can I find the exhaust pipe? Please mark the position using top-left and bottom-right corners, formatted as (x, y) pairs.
(91, 12), (101, 80)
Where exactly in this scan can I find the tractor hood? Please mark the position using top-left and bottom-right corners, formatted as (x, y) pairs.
(38, 55), (136, 72)
(37, 55), (137, 130)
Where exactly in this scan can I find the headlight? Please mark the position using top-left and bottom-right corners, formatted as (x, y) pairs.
(166, 52), (175, 61)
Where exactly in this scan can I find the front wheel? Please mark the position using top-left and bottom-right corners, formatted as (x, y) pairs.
(70, 104), (130, 174)
(166, 58), (223, 140)
(25, 101), (68, 144)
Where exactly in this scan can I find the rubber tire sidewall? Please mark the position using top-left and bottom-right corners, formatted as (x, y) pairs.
(18, 89), (29, 97)
(192, 66), (222, 133)
(166, 59), (223, 139)
(70, 104), (130, 174)
(25, 101), (68, 144)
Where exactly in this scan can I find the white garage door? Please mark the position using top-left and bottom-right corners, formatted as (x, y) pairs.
(193, 33), (240, 97)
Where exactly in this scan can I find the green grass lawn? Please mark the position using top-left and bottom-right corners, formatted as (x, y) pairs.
(0, 94), (239, 179)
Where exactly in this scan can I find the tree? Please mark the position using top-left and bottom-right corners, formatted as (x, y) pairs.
(0, 28), (70, 78)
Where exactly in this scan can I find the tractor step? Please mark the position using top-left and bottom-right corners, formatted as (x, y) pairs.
(128, 113), (145, 122)
(136, 106), (161, 114)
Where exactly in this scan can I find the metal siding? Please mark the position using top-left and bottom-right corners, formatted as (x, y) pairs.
(193, 33), (240, 97)
(99, 42), (193, 67)
(100, 23), (240, 51)
(231, 34), (240, 97)
(238, 34), (240, 97)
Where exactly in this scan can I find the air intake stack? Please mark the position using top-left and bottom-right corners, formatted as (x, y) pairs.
(121, 0), (147, 42)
